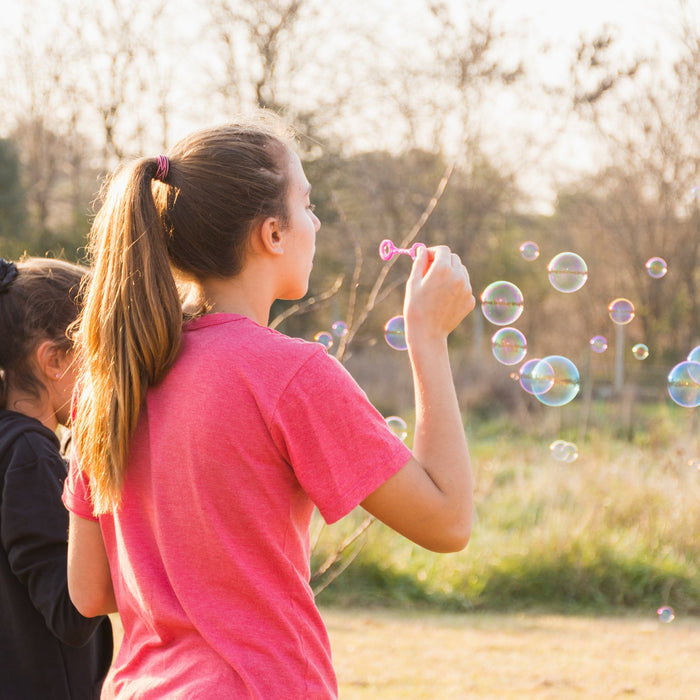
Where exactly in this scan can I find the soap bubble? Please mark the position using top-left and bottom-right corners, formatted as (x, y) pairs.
(549, 440), (579, 463)
(657, 606), (675, 623)
(313, 331), (333, 349)
(385, 415), (408, 441)
(632, 343), (649, 360)
(534, 355), (580, 407)
(331, 320), (348, 338)
(608, 298), (635, 325)
(491, 327), (527, 365)
(547, 252), (588, 293)
(688, 345), (700, 363)
(667, 361), (700, 407)
(480, 281), (524, 326)
(645, 257), (667, 279)
(519, 241), (540, 261)
(590, 335), (608, 353)
(519, 358), (555, 395)
(384, 315), (407, 351)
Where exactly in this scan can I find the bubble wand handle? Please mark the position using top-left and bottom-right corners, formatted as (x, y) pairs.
(379, 239), (426, 261)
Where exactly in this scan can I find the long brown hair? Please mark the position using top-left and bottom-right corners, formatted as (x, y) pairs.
(74, 112), (296, 513)
(0, 256), (87, 411)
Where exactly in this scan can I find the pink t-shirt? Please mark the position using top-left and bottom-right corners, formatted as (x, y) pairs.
(63, 314), (411, 699)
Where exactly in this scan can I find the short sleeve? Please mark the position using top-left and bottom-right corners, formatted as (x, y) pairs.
(62, 450), (98, 522)
(270, 350), (412, 523)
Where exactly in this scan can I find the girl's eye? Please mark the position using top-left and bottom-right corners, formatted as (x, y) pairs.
(307, 203), (316, 212)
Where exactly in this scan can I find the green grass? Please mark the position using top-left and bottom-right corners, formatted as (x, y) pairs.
(312, 401), (700, 615)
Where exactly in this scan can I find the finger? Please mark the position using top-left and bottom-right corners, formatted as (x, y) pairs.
(420, 245), (452, 278)
(408, 245), (431, 286)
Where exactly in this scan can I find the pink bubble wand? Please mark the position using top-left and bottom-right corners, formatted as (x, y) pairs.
(379, 239), (426, 261)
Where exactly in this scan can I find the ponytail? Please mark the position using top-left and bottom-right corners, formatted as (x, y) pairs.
(74, 158), (182, 513)
(74, 112), (296, 512)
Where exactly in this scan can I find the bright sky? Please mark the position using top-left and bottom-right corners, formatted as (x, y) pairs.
(4, 0), (698, 211)
(481, 0), (699, 210)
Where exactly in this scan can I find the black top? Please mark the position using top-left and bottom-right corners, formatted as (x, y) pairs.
(0, 410), (113, 699)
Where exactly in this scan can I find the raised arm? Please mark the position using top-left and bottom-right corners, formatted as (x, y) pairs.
(361, 245), (475, 552)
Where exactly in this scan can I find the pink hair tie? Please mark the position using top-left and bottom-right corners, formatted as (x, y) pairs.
(154, 155), (170, 182)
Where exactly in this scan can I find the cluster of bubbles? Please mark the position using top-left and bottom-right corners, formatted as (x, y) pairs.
(480, 272), (582, 408)
(480, 248), (700, 408)
(549, 439), (579, 463)
(313, 320), (349, 350)
(374, 241), (692, 624)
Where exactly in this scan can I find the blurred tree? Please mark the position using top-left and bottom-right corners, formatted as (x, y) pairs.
(551, 14), (700, 366)
(0, 139), (28, 258)
(206, 0), (306, 112)
(57, 0), (170, 163)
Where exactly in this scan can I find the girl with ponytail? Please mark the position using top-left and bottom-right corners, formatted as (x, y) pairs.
(64, 111), (476, 699)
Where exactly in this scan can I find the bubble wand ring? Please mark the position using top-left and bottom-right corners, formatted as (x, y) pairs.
(379, 239), (427, 261)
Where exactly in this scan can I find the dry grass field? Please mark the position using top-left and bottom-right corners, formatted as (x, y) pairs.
(323, 606), (700, 699)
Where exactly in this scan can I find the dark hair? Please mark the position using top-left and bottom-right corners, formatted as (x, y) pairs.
(74, 110), (297, 511)
(0, 256), (88, 410)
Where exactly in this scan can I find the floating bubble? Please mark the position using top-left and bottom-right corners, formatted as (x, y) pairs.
(313, 331), (333, 349)
(688, 345), (700, 363)
(645, 257), (668, 279)
(549, 440), (579, 463)
(384, 315), (407, 351)
(590, 335), (608, 353)
(519, 241), (540, 261)
(667, 361), (700, 407)
(519, 358), (555, 395)
(385, 415), (408, 441)
(331, 320), (348, 338)
(632, 343), (649, 360)
(491, 327), (527, 366)
(547, 252), (588, 293)
(608, 298), (635, 325)
(534, 355), (580, 407)
(480, 281), (524, 326)
(657, 606), (675, 623)
(564, 443), (579, 463)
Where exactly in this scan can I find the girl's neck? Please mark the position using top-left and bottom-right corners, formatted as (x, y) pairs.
(197, 269), (274, 327)
(4, 388), (57, 431)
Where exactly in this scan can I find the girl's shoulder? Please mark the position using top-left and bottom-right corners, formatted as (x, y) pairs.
(0, 410), (61, 469)
(184, 312), (324, 361)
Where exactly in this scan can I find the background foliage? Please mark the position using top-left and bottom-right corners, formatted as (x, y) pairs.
(1, 0), (698, 612)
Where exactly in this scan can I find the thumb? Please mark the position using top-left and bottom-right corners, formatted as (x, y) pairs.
(408, 245), (431, 289)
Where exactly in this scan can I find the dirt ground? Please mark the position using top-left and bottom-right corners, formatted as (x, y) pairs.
(109, 607), (700, 699)
(322, 607), (700, 699)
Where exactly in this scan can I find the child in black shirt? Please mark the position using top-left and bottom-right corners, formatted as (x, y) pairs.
(0, 257), (112, 699)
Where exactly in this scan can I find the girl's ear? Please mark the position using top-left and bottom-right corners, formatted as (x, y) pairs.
(256, 216), (285, 256)
(35, 339), (68, 382)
